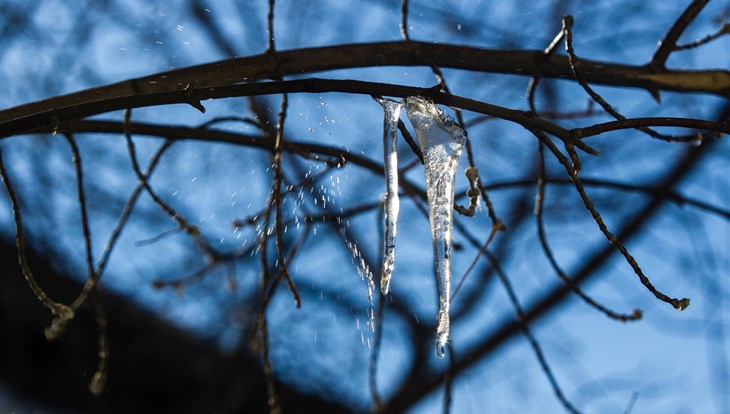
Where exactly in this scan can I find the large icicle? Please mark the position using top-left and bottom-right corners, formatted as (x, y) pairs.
(375, 97), (403, 295)
(405, 96), (466, 358)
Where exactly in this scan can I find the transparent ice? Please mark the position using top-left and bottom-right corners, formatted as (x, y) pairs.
(405, 96), (466, 358)
(375, 97), (403, 295)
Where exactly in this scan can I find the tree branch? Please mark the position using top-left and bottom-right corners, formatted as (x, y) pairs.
(650, 0), (710, 68)
(3, 78), (726, 144)
(1, 41), (727, 131)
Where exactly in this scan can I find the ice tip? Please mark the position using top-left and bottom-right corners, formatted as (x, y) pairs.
(435, 333), (448, 358)
(380, 279), (391, 295)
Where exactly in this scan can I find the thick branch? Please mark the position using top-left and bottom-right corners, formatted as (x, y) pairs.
(1, 41), (727, 131)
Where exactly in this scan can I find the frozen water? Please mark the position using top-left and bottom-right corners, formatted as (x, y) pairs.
(405, 96), (466, 357)
(375, 97), (403, 295)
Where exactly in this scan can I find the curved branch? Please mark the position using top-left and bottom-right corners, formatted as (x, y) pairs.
(575, 117), (729, 138)
(0, 78), (569, 139)
(650, 0), (710, 68)
(3, 78), (726, 143)
(1, 41), (727, 128)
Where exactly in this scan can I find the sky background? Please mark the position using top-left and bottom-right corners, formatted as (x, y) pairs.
(1, 1), (729, 413)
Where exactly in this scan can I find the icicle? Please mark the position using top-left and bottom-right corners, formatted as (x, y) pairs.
(405, 96), (466, 358)
(375, 97), (403, 295)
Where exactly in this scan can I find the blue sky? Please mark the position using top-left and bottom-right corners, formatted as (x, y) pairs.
(1, 0), (728, 413)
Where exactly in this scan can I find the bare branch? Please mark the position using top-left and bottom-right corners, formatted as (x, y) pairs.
(400, 0), (410, 41)
(650, 0), (710, 68)
(0, 147), (75, 329)
(61, 133), (97, 298)
(673, 22), (730, 51)
(3, 41), (727, 134)
(5, 78), (727, 145)
(531, 129), (691, 311)
(574, 117), (728, 139)
(562, 15), (724, 143)
(535, 142), (642, 322)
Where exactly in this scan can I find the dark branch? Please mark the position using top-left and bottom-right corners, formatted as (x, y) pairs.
(2, 41), (727, 129)
(650, 0), (710, 68)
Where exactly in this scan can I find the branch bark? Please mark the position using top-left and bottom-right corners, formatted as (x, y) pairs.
(1, 41), (728, 135)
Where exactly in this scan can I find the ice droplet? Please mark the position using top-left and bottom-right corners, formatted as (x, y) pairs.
(405, 96), (465, 358)
(374, 97), (403, 295)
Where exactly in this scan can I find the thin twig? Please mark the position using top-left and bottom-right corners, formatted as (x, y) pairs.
(262, 217), (311, 309)
(450, 224), (500, 301)
(527, 23), (565, 113)
(267, 94), (301, 307)
(88, 289), (109, 396)
(0, 148), (75, 329)
(397, 119), (424, 163)
(258, 57), (284, 414)
(535, 142), (642, 322)
(673, 22), (730, 51)
(197, 116), (261, 129)
(97, 140), (172, 275)
(650, 0), (710, 67)
(233, 176), (373, 230)
(61, 132), (111, 394)
(400, 0), (410, 41)
(261, 5), (294, 405)
(487, 253), (582, 414)
(267, 0), (276, 53)
(258, 309), (280, 414)
(152, 262), (216, 292)
(123, 110), (212, 256)
(563, 15), (715, 143)
(62, 133), (98, 289)
(369, 288), (385, 410)
(574, 117), (727, 139)
(134, 226), (183, 246)
(442, 345), (455, 414)
(531, 128), (690, 311)
(623, 391), (640, 414)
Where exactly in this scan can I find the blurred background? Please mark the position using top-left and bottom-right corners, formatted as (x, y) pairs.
(1, 0), (728, 413)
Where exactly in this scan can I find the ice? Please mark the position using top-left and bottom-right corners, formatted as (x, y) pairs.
(405, 96), (466, 357)
(375, 97), (403, 295)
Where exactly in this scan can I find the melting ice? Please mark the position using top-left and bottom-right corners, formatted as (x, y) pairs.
(405, 96), (466, 358)
(375, 98), (403, 295)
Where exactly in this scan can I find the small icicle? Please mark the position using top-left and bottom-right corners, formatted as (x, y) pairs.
(375, 97), (403, 295)
(405, 96), (465, 357)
